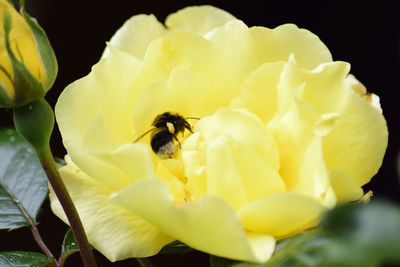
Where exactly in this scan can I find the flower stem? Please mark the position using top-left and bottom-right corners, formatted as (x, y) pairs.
(13, 99), (96, 266)
(0, 176), (56, 266)
(36, 144), (97, 267)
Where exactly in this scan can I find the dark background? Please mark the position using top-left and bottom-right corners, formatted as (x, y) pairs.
(1, 1), (399, 266)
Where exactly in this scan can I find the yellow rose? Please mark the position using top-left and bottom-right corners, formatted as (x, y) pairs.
(0, 0), (57, 107)
(51, 6), (388, 263)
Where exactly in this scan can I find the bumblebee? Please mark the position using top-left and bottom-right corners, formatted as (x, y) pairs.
(134, 112), (196, 158)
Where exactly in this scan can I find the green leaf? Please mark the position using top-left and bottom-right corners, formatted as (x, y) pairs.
(0, 251), (48, 267)
(209, 231), (330, 267)
(60, 229), (79, 262)
(0, 128), (48, 230)
(319, 200), (400, 266)
(159, 241), (193, 254)
(262, 230), (334, 267)
(210, 200), (400, 267)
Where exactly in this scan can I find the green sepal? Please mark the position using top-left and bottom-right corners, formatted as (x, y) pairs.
(21, 7), (58, 91)
(0, 83), (13, 107)
(13, 98), (54, 151)
(3, 11), (45, 107)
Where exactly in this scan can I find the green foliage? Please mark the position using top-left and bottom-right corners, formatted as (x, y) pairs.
(0, 128), (48, 230)
(210, 200), (400, 267)
(21, 7), (58, 92)
(54, 157), (66, 169)
(159, 241), (193, 254)
(0, 2), (57, 108)
(0, 84), (12, 108)
(0, 251), (48, 267)
(319, 200), (400, 266)
(2, 11), (45, 108)
(60, 229), (80, 263)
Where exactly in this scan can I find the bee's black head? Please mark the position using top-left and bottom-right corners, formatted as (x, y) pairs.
(152, 112), (191, 134)
(133, 111), (196, 158)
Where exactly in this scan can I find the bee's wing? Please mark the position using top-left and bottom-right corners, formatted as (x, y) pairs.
(133, 128), (156, 143)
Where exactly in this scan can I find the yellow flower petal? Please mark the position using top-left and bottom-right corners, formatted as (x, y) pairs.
(296, 136), (330, 199)
(195, 108), (280, 169)
(155, 159), (187, 204)
(157, 29), (224, 75)
(156, 158), (185, 182)
(56, 46), (141, 149)
(269, 98), (331, 199)
(82, 117), (116, 153)
(182, 108), (286, 208)
(56, 47), (145, 189)
(128, 30), (243, 122)
(272, 56), (387, 187)
(76, 127), (157, 190)
(329, 169), (363, 204)
(131, 67), (238, 139)
(50, 162), (173, 261)
(165, 5), (236, 36)
(359, 190), (373, 203)
(346, 74), (383, 112)
(239, 192), (326, 237)
(133, 30), (237, 90)
(111, 179), (275, 263)
(130, 79), (169, 142)
(321, 185), (337, 209)
(107, 143), (156, 182)
(278, 55), (351, 115)
(102, 14), (166, 60)
(230, 140), (286, 203)
(182, 161), (206, 200)
(250, 24), (332, 69)
(164, 67), (230, 118)
(67, 148), (132, 189)
(346, 74), (367, 97)
(206, 136), (248, 210)
(205, 20), (258, 77)
(323, 89), (388, 186)
(231, 62), (285, 124)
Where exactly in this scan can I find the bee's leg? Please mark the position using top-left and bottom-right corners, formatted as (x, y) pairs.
(172, 134), (182, 149)
(184, 121), (193, 133)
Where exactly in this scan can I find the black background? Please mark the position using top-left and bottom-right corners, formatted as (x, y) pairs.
(1, 1), (399, 266)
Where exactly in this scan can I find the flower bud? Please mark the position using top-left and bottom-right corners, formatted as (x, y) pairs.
(0, 0), (57, 108)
